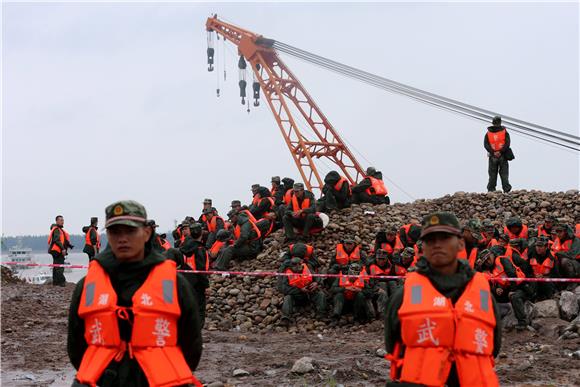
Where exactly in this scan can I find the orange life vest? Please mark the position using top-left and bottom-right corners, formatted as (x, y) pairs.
(529, 255), (555, 277)
(486, 238), (498, 248)
(84, 226), (101, 250)
(377, 241), (396, 256)
(239, 209), (258, 223)
(283, 190), (293, 205)
(291, 193), (311, 213)
(76, 260), (201, 387)
(369, 263), (391, 276)
(552, 237), (578, 259)
(576, 224), (580, 239)
(271, 185), (279, 198)
(503, 225), (529, 240)
(155, 236), (170, 251)
(365, 176), (388, 196)
(251, 194), (261, 206)
(206, 216), (225, 233)
(394, 264), (408, 276)
(233, 221), (261, 241)
(457, 247), (478, 268)
(338, 269), (368, 300)
(209, 240), (229, 258)
(537, 224), (552, 238)
(487, 129), (506, 152)
(335, 244), (361, 266)
(289, 244), (314, 260)
(491, 256), (525, 287)
(48, 226), (70, 254)
(186, 250), (210, 272)
(334, 177), (352, 195)
(286, 264), (313, 289)
(393, 272), (498, 387)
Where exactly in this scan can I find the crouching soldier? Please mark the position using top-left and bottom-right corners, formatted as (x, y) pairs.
(278, 258), (327, 326)
(208, 229), (233, 267)
(527, 236), (559, 300)
(368, 250), (398, 317)
(476, 248), (530, 331)
(331, 262), (373, 322)
(67, 200), (203, 387)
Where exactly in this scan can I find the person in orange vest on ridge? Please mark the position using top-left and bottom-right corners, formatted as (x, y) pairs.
(201, 207), (226, 249)
(537, 215), (557, 238)
(485, 115), (514, 193)
(351, 166), (390, 205)
(317, 170), (352, 212)
(197, 198), (213, 223)
(270, 176), (284, 205)
(281, 183), (322, 243)
(48, 215), (73, 287)
(148, 220), (171, 252)
(208, 229), (233, 267)
(67, 200), (203, 387)
(482, 220), (500, 248)
(82, 217), (100, 261)
(372, 226), (404, 257)
(398, 223), (422, 249)
(278, 257), (327, 326)
(385, 212), (501, 387)
(249, 186), (276, 220)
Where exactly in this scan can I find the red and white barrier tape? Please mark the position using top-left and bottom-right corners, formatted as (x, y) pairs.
(2, 261), (580, 283)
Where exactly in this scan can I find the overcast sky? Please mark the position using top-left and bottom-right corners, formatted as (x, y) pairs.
(2, 2), (578, 236)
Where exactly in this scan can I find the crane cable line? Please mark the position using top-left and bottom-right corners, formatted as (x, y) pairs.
(272, 41), (579, 152)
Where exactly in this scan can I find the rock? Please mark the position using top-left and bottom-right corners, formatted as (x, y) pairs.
(539, 201), (551, 208)
(207, 382), (225, 387)
(228, 288), (241, 296)
(232, 369), (250, 377)
(376, 348), (387, 358)
(535, 299), (559, 318)
(559, 291), (579, 321)
(291, 357), (315, 374)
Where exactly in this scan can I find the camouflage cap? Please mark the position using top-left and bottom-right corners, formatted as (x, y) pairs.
(506, 216), (522, 228)
(375, 249), (389, 259)
(401, 247), (415, 258)
(475, 249), (494, 268)
(216, 229), (232, 241)
(498, 233), (510, 242)
(147, 219), (159, 228)
(366, 166), (376, 175)
(293, 182), (305, 191)
(482, 219), (494, 228)
(290, 257), (302, 265)
(271, 176), (281, 183)
(105, 200), (148, 229)
(464, 219), (482, 231)
(231, 200), (241, 207)
(203, 198), (212, 205)
(554, 223), (567, 231)
(348, 262), (362, 272)
(420, 212), (461, 239)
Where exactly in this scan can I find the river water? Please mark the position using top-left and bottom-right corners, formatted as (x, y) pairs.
(2, 252), (89, 284)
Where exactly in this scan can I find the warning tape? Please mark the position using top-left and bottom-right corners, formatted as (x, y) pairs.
(2, 261), (580, 283)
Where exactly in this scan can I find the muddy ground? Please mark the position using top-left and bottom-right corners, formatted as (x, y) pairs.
(2, 280), (580, 386)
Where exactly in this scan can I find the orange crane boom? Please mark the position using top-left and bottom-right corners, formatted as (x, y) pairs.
(206, 15), (365, 192)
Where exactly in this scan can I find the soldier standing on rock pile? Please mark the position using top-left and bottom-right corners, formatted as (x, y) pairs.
(67, 200), (203, 387)
(385, 212), (501, 386)
(485, 115), (514, 193)
(48, 215), (73, 286)
(278, 257), (327, 326)
(82, 217), (100, 261)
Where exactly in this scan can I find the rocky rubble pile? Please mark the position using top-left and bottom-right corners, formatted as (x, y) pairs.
(205, 190), (580, 333)
(1, 266), (23, 285)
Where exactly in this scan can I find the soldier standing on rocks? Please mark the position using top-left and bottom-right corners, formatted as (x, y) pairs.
(278, 257), (327, 326)
(485, 115), (513, 193)
(82, 217), (100, 261)
(48, 215), (73, 286)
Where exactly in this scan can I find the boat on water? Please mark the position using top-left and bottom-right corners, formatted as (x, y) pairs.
(7, 243), (35, 271)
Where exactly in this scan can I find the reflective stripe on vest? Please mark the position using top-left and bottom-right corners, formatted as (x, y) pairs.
(503, 225), (529, 240)
(186, 250), (210, 272)
(487, 129), (506, 152)
(286, 264), (313, 288)
(397, 272), (498, 387)
(233, 221), (261, 241)
(365, 176), (388, 196)
(206, 216), (225, 233)
(335, 244), (361, 266)
(76, 260), (201, 387)
(84, 227), (101, 250)
(370, 263), (391, 276)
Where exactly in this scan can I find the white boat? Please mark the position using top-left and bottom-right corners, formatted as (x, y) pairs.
(63, 259), (73, 273)
(22, 271), (51, 285)
(7, 243), (35, 271)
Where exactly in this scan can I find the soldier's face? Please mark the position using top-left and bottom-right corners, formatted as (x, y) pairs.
(56, 217), (64, 227)
(181, 227), (191, 237)
(386, 233), (396, 242)
(536, 244), (547, 255)
(422, 233), (463, 270)
(107, 225), (152, 262)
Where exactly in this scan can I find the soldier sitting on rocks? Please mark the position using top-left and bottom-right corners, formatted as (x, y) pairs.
(475, 249), (531, 331)
(278, 257), (327, 326)
(214, 211), (262, 271)
(527, 236), (559, 300)
(331, 262), (374, 323)
(329, 238), (368, 275)
(367, 249), (399, 318)
(208, 229), (233, 267)
(280, 242), (320, 272)
(371, 226), (403, 257)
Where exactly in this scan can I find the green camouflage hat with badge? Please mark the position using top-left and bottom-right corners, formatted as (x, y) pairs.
(420, 212), (462, 239)
(105, 200), (148, 228)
